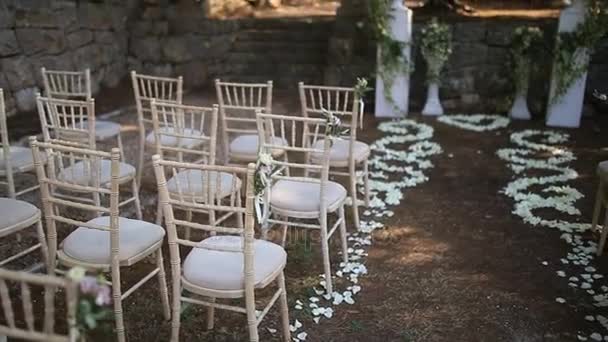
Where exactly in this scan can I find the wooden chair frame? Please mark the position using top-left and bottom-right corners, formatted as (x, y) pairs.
(37, 95), (142, 219)
(256, 112), (348, 294)
(30, 139), (169, 342)
(151, 100), (237, 228)
(0, 89), (40, 198)
(298, 82), (370, 230)
(215, 79), (274, 164)
(595, 165), (608, 255)
(0, 268), (78, 342)
(41, 67), (124, 157)
(131, 71), (184, 185)
(153, 156), (290, 342)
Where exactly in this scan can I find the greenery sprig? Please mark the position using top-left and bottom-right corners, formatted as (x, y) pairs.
(368, 0), (413, 110)
(551, 0), (608, 103)
(67, 267), (113, 338)
(354, 77), (372, 100)
(322, 109), (350, 144)
(510, 26), (544, 95)
(420, 18), (452, 84)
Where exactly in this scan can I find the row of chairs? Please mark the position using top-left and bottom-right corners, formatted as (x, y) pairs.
(0, 68), (370, 341)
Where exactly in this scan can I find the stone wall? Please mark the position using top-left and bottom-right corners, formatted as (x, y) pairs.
(126, 0), (241, 87)
(325, 1), (608, 114)
(0, 0), (136, 117)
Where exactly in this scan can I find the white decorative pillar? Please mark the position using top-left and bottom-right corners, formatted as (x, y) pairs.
(546, 0), (589, 128)
(375, 0), (412, 118)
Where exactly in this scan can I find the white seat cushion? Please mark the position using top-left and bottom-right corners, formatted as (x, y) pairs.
(145, 127), (205, 149)
(167, 170), (241, 200)
(58, 160), (135, 186)
(599, 161), (608, 177)
(311, 139), (370, 167)
(270, 179), (346, 213)
(62, 216), (165, 264)
(183, 235), (286, 291)
(229, 134), (286, 160)
(93, 120), (121, 140)
(0, 146), (37, 174)
(0, 198), (39, 232)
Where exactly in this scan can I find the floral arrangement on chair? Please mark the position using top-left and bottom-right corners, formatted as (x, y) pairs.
(354, 77), (372, 128)
(254, 152), (282, 223)
(67, 267), (113, 340)
(321, 109), (349, 144)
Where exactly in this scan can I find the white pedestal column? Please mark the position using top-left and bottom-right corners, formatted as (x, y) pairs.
(546, 0), (589, 128)
(422, 82), (444, 116)
(374, 0), (412, 118)
(509, 90), (531, 120)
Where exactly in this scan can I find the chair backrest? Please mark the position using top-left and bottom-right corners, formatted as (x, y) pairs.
(131, 71), (183, 128)
(215, 79), (273, 155)
(153, 155), (256, 288)
(0, 267), (78, 341)
(150, 100), (218, 165)
(0, 89), (13, 178)
(30, 138), (122, 262)
(36, 94), (96, 149)
(255, 112), (331, 185)
(41, 67), (91, 101)
(298, 82), (360, 133)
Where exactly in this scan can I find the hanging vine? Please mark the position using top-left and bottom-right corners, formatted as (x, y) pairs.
(551, 0), (608, 103)
(420, 18), (452, 84)
(368, 0), (413, 110)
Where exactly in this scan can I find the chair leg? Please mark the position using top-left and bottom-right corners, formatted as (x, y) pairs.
(185, 210), (192, 241)
(137, 130), (146, 186)
(236, 188), (244, 228)
(170, 270), (182, 341)
(6, 171), (16, 199)
(592, 180), (603, 233)
(245, 295), (258, 342)
(281, 219), (288, 248)
(132, 180), (143, 220)
(156, 249), (170, 320)
(111, 266), (126, 342)
(35, 219), (50, 272)
(363, 159), (370, 207)
(206, 297), (215, 330)
(117, 132), (125, 162)
(338, 205), (349, 264)
(599, 209), (608, 257)
(156, 198), (163, 226)
(349, 170), (360, 230)
(277, 271), (291, 342)
(319, 215), (333, 295)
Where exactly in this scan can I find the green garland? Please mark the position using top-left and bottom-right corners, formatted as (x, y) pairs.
(551, 0), (608, 103)
(368, 0), (413, 108)
(420, 18), (452, 83)
(510, 26), (544, 95)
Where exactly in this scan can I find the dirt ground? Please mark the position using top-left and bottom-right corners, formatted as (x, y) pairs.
(3, 78), (608, 341)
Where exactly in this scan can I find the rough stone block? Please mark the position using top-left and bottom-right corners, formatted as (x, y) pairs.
(129, 37), (161, 62)
(95, 31), (115, 45)
(0, 3), (15, 29)
(30, 51), (75, 85)
(73, 44), (103, 70)
(454, 21), (486, 43)
(0, 30), (20, 57)
(162, 36), (195, 63)
(175, 61), (208, 86)
(78, 3), (112, 30)
(67, 29), (93, 49)
(1, 56), (35, 90)
(14, 86), (39, 111)
(15, 7), (57, 28)
(16, 28), (66, 55)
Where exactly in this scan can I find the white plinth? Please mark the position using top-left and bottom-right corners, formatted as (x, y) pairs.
(422, 82), (443, 116)
(546, 0), (588, 128)
(509, 92), (531, 120)
(375, 0), (412, 118)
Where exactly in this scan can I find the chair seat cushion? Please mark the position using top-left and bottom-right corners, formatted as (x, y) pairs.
(62, 216), (165, 265)
(145, 127), (204, 148)
(92, 120), (121, 140)
(599, 161), (608, 178)
(270, 179), (346, 213)
(0, 146), (37, 174)
(166, 170), (241, 201)
(311, 139), (370, 166)
(182, 235), (286, 291)
(229, 134), (286, 161)
(58, 160), (135, 186)
(0, 198), (39, 232)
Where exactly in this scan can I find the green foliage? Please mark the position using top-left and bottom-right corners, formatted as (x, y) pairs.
(552, 0), (608, 103)
(420, 18), (452, 83)
(510, 26), (544, 94)
(354, 77), (372, 100)
(368, 0), (413, 110)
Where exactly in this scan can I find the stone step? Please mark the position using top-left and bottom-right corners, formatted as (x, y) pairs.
(230, 40), (327, 53)
(226, 51), (327, 64)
